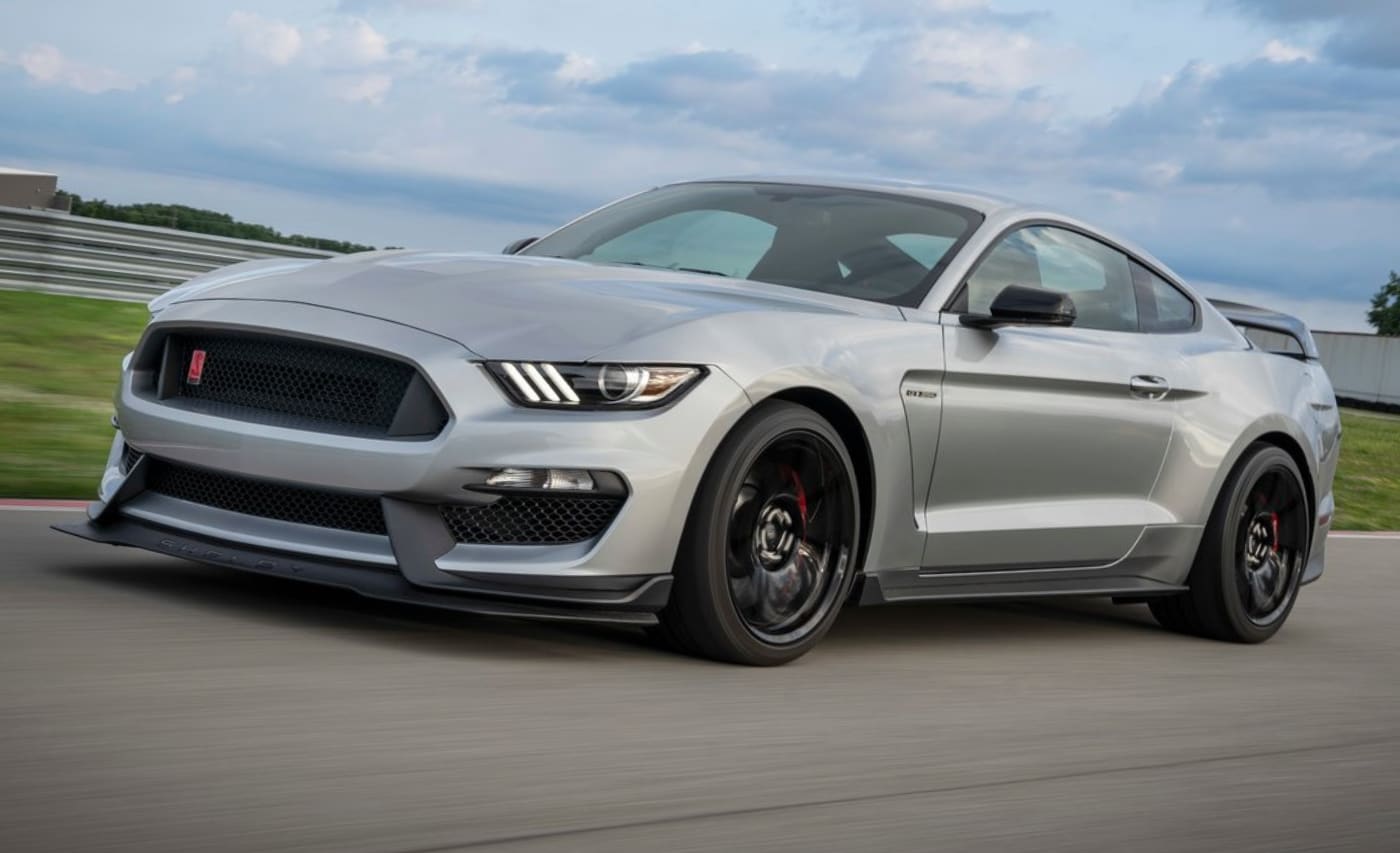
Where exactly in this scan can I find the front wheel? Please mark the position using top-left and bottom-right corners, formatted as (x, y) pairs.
(1151, 443), (1309, 643)
(656, 401), (861, 665)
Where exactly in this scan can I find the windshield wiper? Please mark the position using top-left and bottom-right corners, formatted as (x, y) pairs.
(606, 260), (730, 278)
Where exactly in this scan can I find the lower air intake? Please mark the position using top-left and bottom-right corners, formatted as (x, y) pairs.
(144, 458), (387, 536)
(440, 495), (623, 545)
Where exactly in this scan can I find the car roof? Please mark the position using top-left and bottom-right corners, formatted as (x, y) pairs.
(669, 174), (1025, 216)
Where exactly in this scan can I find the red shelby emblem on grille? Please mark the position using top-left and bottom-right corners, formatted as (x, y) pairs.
(186, 349), (207, 385)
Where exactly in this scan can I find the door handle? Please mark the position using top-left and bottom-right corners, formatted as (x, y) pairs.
(1129, 375), (1170, 400)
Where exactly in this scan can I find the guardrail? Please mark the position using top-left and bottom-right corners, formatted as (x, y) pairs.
(0, 205), (335, 302)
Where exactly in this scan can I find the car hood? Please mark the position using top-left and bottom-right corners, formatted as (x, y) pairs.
(171, 251), (876, 360)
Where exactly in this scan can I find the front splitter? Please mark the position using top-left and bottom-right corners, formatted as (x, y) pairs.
(53, 516), (664, 627)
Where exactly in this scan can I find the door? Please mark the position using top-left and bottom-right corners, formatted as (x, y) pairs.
(921, 225), (1181, 571)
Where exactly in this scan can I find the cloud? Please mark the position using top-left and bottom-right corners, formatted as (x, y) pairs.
(335, 0), (482, 12)
(1083, 55), (1400, 206)
(1224, 0), (1400, 68)
(337, 73), (392, 104)
(473, 24), (1065, 179)
(1261, 39), (1313, 63)
(213, 14), (399, 103)
(0, 68), (588, 227)
(804, 0), (1044, 31)
(226, 11), (303, 67)
(310, 18), (391, 67)
(10, 44), (132, 93)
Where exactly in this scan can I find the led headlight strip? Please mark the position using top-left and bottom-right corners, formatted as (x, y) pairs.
(486, 362), (704, 409)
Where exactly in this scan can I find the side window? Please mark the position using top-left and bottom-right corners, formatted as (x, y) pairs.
(1132, 262), (1196, 332)
(958, 229), (1038, 315)
(584, 210), (776, 279)
(956, 226), (1139, 333)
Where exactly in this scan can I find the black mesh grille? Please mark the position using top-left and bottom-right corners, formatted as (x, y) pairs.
(145, 459), (387, 535)
(120, 444), (142, 473)
(441, 495), (623, 545)
(161, 332), (445, 437)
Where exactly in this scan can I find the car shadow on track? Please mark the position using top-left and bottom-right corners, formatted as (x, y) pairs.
(56, 557), (1168, 663)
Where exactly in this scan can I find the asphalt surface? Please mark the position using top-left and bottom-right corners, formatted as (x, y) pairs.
(3, 511), (1398, 853)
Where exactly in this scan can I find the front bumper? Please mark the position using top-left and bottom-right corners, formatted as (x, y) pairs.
(69, 298), (753, 623)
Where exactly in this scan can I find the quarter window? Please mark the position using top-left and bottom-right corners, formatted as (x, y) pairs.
(1132, 262), (1196, 332)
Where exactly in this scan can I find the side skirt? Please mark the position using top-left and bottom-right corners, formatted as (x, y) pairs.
(859, 569), (1185, 605)
(861, 524), (1199, 605)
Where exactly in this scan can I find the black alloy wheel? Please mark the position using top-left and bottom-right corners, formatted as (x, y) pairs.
(1151, 443), (1309, 643)
(657, 401), (860, 665)
(1235, 467), (1307, 627)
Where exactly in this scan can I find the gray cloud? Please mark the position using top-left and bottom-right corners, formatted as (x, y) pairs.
(1224, 0), (1400, 68)
(1083, 57), (1400, 203)
(800, 0), (1047, 33)
(0, 68), (588, 225)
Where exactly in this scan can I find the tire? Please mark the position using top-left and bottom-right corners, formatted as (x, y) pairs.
(1150, 443), (1309, 643)
(655, 400), (861, 665)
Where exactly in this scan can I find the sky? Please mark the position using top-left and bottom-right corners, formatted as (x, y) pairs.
(2, 0), (1397, 331)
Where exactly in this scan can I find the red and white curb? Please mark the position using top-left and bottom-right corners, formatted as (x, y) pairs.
(0, 499), (89, 511)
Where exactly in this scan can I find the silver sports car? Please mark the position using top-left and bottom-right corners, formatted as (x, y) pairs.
(57, 177), (1342, 664)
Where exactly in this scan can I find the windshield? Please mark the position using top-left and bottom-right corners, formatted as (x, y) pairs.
(521, 182), (982, 307)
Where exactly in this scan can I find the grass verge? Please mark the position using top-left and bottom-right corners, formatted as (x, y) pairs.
(0, 290), (147, 498)
(1333, 409), (1400, 531)
(1, 290), (1398, 530)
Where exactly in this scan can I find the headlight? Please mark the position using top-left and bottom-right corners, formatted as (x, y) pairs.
(485, 362), (705, 409)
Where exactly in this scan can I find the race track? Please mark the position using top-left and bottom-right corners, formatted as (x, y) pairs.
(3, 511), (1398, 852)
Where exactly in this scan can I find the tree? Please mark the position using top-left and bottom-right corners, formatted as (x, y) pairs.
(63, 194), (375, 254)
(1369, 271), (1400, 336)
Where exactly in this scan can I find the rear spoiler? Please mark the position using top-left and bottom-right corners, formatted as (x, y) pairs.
(1208, 299), (1319, 361)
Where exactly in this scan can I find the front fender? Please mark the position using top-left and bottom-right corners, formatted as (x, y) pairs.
(593, 308), (935, 573)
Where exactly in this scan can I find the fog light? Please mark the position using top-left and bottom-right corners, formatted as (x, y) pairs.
(484, 468), (596, 491)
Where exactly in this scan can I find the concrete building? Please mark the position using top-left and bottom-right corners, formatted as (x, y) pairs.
(0, 167), (68, 211)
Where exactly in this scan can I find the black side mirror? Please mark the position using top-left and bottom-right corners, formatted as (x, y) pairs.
(502, 237), (539, 255)
(960, 284), (1076, 328)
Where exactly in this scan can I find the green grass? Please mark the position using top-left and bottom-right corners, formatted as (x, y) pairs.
(1334, 409), (1400, 531)
(0, 290), (148, 498)
(2, 290), (1399, 530)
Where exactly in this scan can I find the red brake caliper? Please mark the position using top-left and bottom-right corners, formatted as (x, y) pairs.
(779, 464), (808, 536)
(1270, 511), (1280, 554)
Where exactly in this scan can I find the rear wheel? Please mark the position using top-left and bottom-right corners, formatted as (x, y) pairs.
(656, 401), (860, 665)
(1151, 444), (1308, 643)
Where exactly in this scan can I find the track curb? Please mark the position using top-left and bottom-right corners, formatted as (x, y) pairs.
(0, 499), (90, 510)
